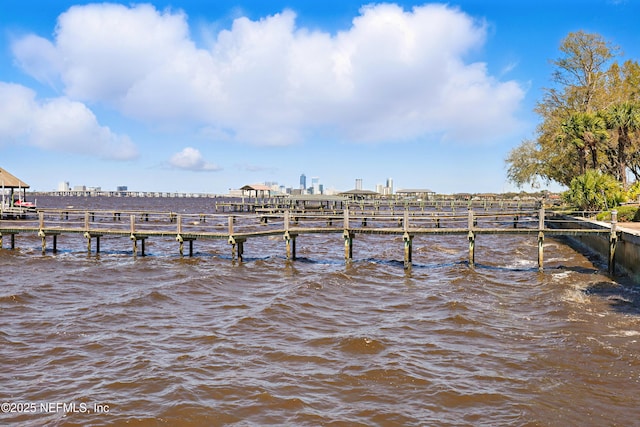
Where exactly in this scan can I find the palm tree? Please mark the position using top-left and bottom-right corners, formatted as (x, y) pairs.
(560, 112), (609, 174)
(606, 101), (640, 189)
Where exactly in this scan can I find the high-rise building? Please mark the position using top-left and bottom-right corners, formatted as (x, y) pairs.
(355, 178), (363, 190)
(300, 173), (307, 191)
(386, 178), (393, 195)
(312, 177), (320, 195)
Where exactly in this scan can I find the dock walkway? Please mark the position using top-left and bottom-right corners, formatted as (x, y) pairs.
(0, 206), (621, 272)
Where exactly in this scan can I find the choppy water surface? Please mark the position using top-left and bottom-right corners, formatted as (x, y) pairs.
(1, 197), (640, 426)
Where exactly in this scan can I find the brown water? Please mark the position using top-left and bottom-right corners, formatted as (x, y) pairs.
(2, 197), (640, 426)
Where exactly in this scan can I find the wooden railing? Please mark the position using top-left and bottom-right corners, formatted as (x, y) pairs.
(0, 207), (618, 271)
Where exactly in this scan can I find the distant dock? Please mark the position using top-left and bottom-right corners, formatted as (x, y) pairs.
(37, 190), (223, 198)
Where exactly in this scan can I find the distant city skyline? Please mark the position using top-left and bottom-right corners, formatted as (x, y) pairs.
(2, 1), (639, 194)
(52, 173), (403, 196)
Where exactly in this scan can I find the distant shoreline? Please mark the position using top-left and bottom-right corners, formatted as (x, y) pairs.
(30, 190), (553, 200)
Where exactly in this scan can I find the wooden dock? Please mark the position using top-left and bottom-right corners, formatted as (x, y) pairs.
(0, 206), (620, 272)
(0, 205), (37, 219)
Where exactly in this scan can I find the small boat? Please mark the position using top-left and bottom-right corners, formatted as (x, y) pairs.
(13, 199), (37, 211)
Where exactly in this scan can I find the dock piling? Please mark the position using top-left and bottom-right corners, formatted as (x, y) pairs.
(468, 210), (475, 267)
(228, 236), (245, 262)
(344, 231), (354, 261)
(403, 232), (413, 269)
(538, 207), (545, 271)
(131, 236), (146, 257)
(609, 210), (618, 275)
(284, 232), (297, 260)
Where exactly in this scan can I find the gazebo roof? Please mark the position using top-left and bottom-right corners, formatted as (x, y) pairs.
(240, 184), (272, 191)
(0, 168), (30, 188)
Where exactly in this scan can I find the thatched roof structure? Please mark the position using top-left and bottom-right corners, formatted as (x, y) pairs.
(0, 168), (30, 188)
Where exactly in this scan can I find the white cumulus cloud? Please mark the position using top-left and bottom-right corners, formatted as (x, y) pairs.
(10, 2), (526, 146)
(169, 147), (221, 171)
(0, 82), (138, 160)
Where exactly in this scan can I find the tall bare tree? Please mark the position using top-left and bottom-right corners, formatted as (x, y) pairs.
(506, 31), (620, 188)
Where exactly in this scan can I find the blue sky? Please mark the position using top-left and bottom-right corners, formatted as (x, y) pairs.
(1, 0), (639, 194)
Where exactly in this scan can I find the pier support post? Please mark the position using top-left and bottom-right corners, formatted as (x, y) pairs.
(39, 212), (46, 254)
(343, 208), (350, 230)
(538, 232), (544, 271)
(129, 214), (147, 256)
(402, 211), (412, 269)
(283, 211), (297, 261)
(176, 215), (196, 257)
(236, 239), (244, 262)
(177, 234), (184, 257)
(176, 235), (195, 257)
(133, 237), (147, 256)
(537, 207), (545, 271)
(37, 233), (59, 255)
(343, 231), (354, 262)
(85, 233), (102, 254)
(342, 209), (353, 262)
(609, 210), (618, 275)
(131, 235), (146, 257)
(403, 233), (413, 269)
(228, 236), (245, 262)
(284, 232), (297, 260)
(468, 209), (475, 267)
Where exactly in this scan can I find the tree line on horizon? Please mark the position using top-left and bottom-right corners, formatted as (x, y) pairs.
(506, 31), (640, 210)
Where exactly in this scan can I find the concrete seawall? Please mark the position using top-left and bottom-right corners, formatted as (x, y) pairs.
(550, 214), (640, 283)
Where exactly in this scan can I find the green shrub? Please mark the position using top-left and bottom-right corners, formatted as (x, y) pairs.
(626, 181), (640, 202)
(563, 170), (624, 211)
(618, 205), (639, 221)
(596, 205), (640, 222)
